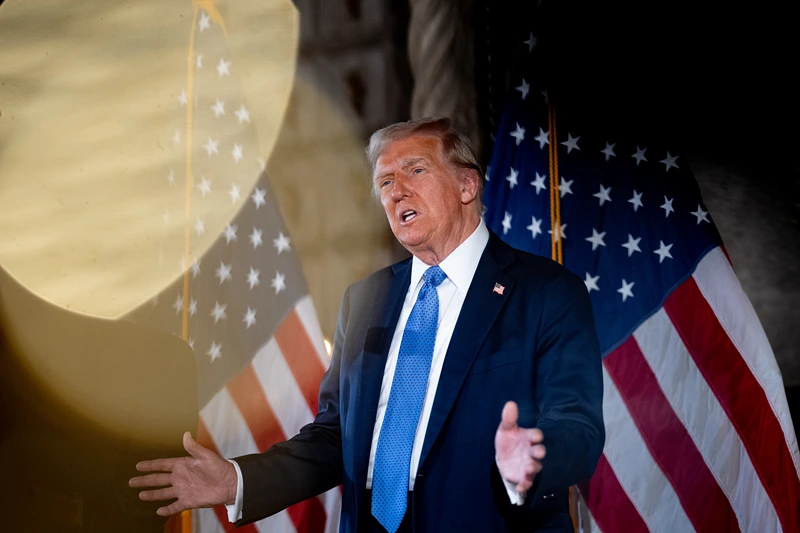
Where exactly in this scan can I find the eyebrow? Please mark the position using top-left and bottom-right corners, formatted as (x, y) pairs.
(376, 157), (428, 180)
(400, 157), (426, 169)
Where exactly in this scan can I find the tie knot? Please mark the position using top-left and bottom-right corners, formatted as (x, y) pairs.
(423, 266), (447, 288)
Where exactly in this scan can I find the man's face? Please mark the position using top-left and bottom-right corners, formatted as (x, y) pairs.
(374, 135), (476, 257)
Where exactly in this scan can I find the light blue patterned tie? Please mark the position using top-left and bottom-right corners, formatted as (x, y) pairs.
(372, 265), (447, 533)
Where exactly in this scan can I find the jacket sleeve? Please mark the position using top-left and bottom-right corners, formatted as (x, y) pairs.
(526, 269), (604, 505)
(232, 287), (351, 526)
(494, 269), (604, 521)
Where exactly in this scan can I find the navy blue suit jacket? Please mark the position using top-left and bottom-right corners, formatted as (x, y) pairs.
(235, 231), (604, 532)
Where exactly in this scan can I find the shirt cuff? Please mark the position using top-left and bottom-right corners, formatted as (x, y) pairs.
(225, 459), (244, 522)
(495, 456), (526, 505)
(501, 475), (526, 505)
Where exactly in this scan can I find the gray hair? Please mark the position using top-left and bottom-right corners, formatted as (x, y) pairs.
(366, 117), (485, 213)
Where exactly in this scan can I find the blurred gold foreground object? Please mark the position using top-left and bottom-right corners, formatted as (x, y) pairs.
(0, 0), (298, 318)
(0, 0), (298, 448)
(0, 1), (297, 528)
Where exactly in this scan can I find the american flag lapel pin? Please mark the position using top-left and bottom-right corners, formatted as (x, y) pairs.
(493, 282), (505, 295)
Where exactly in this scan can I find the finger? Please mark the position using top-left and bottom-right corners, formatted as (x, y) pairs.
(129, 473), (172, 488)
(529, 443), (546, 460)
(136, 458), (179, 473)
(184, 431), (209, 460)
(157, 500), (188, 517)
(139, 486), (177, 502)
(500, 401), (519, 430)
(516, 460), (542, 493)
(526, 428), (544, 444)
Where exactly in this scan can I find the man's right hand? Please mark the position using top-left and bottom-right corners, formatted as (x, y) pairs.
(129, 431), (238, 516)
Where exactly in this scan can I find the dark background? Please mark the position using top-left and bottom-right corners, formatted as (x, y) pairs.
(477, 1), (799, 168)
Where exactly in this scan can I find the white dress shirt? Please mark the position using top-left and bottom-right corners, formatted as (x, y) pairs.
(227, 220), (521, 522)
(365, 219), (489, 490)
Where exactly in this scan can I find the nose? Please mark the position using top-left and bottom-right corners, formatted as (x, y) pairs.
(391, 175), (411, 202)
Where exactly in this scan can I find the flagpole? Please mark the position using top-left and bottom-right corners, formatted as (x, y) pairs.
(181, 4), (199, 344)
(170, 4), (200, 532)
(551, 106), (563, 264)
(547, 103), (563, 265)
(547, 104), (554, 260)
(546, 101), (577, 531)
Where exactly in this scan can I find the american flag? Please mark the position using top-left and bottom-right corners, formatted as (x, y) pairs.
(124, 6), (341, 533)
(482, 38), (800, 533)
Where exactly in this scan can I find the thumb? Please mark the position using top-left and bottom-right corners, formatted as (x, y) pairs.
(183, 431), (206, 459)
(500, 401), (519, 431)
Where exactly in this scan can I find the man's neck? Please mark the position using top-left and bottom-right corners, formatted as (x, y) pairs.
(411, 216), (481, 266)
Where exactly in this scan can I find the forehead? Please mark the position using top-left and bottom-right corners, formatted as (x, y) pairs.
(375, 135), (444, 172)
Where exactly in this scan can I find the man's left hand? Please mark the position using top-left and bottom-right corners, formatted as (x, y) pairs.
(495, 401), (546, 493)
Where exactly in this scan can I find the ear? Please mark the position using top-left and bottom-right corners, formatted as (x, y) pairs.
(459, 167), (480, 205)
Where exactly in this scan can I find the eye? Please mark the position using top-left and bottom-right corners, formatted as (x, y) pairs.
(380, 179), (392, 188)
(412, 168), (424, 175)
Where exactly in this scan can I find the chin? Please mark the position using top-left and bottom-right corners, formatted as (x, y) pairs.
(395, 231), (423, 250)
(392, 223), (430, 251)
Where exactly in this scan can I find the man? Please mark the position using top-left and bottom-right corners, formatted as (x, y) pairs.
(131, 117), (604, 532)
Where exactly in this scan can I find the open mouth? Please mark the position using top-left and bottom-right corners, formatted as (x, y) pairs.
(401, 210), (418, 223)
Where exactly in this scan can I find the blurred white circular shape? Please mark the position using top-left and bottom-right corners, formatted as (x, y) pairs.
(0, 0), (298, 318)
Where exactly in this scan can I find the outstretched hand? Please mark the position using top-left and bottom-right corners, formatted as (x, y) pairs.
(495, 401), (546, 493)
(129, 431), (238, 516)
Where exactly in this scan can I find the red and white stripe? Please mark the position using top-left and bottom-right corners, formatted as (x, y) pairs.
(579, 247), (799, 533)
(196, 295), (340, 533)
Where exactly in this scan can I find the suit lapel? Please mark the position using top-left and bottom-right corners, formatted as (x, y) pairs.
(353, 259), (411, 491)
(418, 233), (516, 470)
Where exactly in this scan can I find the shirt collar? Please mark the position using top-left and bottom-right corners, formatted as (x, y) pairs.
(409, 219), (490, 293)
